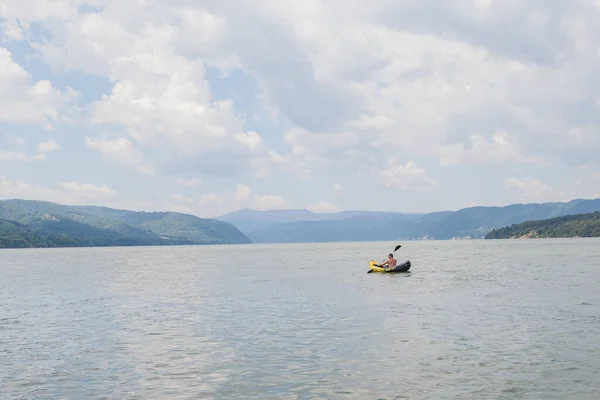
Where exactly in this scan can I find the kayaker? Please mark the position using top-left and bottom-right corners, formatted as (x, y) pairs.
(379, 253), (397, 268)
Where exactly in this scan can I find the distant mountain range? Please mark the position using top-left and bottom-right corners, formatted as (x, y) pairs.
(215, 198), (600, 243)
(3, 197), (600, 249)
(485, 211), (600, 239)
(0, 199), (251, 248)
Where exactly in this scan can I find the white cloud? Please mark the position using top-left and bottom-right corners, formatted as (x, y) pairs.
(84, 136), (154, 175)
(13, 6), (244, 158)
(331, 183), (344, 193)
(168, 184), (288, 217)
(3, 4), (277, 179)
(59, 181), (118, 199)
(251, 149), (312, 180)
(0, 48), (79, 128)
(235, 184), (252, 201)
(348, 115), (395, 130)
(89, 72), (240, 154)
(0, 139), (59, 163)
(474, 0), (492, 9)
(0, 149), (47, 162)
(0, 150), (38, 162)
(5, 134), (26, 146)
(253, 194), (287, 210)
(234, 184), (286, 210)
(0, 176), (118, 205)
(307, 201), (342, 213)
(462, 201), (484, 208)
(0, 176), (55, 199)
(504, 177), (567, 203)
(37, 139), (60, 153)
(284, 128), (359, 161)
(234, 131), (264, 152)
(3, 0), (600, 213)
(176, 177), (202, 188)
(439, 132), (543, 166)
(0, 18), (25, 41)
(379, 159), (437, 191)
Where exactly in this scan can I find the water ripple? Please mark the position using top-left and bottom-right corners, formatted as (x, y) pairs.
(1, 239), (599, 399)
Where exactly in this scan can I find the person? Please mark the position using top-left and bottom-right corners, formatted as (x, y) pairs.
(379, 253), (397, 269)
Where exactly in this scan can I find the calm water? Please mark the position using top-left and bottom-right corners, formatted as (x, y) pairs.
(1, 239), (600, 399)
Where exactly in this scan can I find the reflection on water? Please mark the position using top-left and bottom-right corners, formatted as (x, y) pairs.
(1, 239), (600, 399)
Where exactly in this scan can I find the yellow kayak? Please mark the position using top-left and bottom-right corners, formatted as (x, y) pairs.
(368, 259), (411, 273)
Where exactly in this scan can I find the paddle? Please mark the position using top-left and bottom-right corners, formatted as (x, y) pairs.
(367, 244), (402, 273)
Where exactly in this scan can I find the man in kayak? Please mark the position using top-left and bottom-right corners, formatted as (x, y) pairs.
(379, 253), (397, 269)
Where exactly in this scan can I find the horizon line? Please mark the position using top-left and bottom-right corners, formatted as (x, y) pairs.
(2, 196), (599, 219)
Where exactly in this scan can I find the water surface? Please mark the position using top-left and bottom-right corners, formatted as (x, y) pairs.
(1, 239), (599, 399)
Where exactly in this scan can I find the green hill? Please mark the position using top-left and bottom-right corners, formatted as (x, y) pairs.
(484, 212), (600, 239)
(0, 218), (86, 248)
(0, 199), (252, 248)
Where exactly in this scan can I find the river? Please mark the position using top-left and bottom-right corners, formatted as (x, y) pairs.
(1, 239), (599, 399)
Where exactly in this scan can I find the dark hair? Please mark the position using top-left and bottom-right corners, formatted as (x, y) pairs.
(388, 253), (393, 257)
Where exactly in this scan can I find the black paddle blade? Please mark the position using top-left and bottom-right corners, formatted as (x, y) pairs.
(394, 244), (402, 252)
(367, 269), (373, 273)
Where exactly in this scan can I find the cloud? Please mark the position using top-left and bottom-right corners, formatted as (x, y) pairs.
(3, 0), (600, 213)
(233, 184), (286, 210)
(0, 139), (59, 163)
(0, 176), (55, 199)
(0, 150), (44, 162)
(84, 136), (154, 175)
(160, 183), (288, 217)
(234, 131), (264, 152)
(439, 131), (544, 166)
(504, 177), (567, 203)
(59, 181), (118, 199)
(307, 201), (343, 213)
(0, 176), (118, 205)
(250, 149), (312, 180)
(37, 139), (60, 153)
(331, 183), (344, 193)
(0, 137), (62, 163)
(5, 4), (278, 179)
(379, 159), (437, 191)
(176, 177), (202, 188)
(89, 71), (241, 155)
(284, 128), (359, 162)
(5, 134), (26, 146)
(558, 125), (600, 166)
(0, 48), (79, 128)
(253, 193), (287, 210)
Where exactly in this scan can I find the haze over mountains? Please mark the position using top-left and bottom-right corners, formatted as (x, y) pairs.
(215, 198), (600, 243)
(2, 197), (600, 248)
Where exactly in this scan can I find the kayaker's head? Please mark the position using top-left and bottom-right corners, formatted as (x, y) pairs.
(388, 253), (393, 258)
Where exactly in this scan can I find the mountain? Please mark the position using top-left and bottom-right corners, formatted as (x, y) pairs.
(0, 199), (251, 248)
(215, 198), (600, 243)
(0, 218), (82, 248)
(5, 197), (600, 248)
(485, 212), (600, 239)
(216, 208), (323, 233)
(215, 208), (423, 236)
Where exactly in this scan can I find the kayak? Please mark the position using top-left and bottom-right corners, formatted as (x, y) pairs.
(369, 260), (411, 273)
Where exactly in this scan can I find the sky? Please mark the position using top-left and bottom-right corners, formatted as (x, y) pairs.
(1, 0), (600, 218)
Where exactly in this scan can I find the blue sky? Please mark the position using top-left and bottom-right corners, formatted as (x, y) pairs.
(1, 0), (599, 217)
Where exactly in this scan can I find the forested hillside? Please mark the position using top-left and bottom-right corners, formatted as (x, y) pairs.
(485, 212), (600, 239)
(0, 199), (251, 248)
